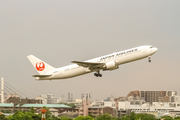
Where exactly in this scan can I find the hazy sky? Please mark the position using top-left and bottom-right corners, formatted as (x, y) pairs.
(0, 0), (180, 101)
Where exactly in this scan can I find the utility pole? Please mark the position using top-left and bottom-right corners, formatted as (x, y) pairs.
(1, 77), (4, 103)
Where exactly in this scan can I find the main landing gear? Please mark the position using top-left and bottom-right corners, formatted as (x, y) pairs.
(148, 56), (151, 63)
(94, 71), (102, 77)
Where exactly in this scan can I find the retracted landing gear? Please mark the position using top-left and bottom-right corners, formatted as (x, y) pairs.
(94, 71), (102, 77)
(148, 56), (151, 63)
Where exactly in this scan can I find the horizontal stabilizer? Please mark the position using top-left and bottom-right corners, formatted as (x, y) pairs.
(32, 75), (52, 77)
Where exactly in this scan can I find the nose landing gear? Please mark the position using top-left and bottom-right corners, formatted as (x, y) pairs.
(148, 56), (151, 62)
(94, 71), (102, 77)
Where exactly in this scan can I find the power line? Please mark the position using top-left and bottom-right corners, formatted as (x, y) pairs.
(4, 84), (15, 93)
(4, 84), (23, 98)
(4, 83), (25, 98)
(4, 88), (11, 94)
(4, 81), (28, 98)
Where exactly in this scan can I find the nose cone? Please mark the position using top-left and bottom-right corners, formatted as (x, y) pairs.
(152, 47), (158, 53)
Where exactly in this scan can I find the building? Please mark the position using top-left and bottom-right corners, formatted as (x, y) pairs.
(67, 92), (74, 102)
(0, 103), (72, 113)
(91, 100), (104, 107)
(59, 112), (79, 118)
(66, 99), (82, 108)
(118, 101), (130, 110)
(79, 99), (91, 116)
(170, 96), (180, 103)
(36, 94), (61, 104)
(49, 108), (59, 117)
(127, 91), (177, 104)
(117, 109), (131, 118)
(127, 90), (140, 97)
(104, 101), (116, 108)
(6, 97), (42, 104)
(47, 94), (59, 104)
(103, 96), (116, 108)
(79, 99), (117, 117)
(88, 106), (117, 117)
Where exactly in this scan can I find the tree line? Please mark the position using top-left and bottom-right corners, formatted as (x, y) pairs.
(0, 107), (180, 120)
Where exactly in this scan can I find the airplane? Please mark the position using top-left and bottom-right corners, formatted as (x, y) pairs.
(27, 45), (158, 80)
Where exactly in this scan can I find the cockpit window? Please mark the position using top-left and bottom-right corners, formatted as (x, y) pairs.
(150, 46), (153, 48)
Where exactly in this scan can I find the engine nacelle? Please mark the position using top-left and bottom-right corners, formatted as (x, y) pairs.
(105, 61), (119, 70)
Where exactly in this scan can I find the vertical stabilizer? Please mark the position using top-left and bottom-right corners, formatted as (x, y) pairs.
(27, 55), (56, 75)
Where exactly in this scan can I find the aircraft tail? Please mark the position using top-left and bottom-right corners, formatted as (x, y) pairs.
(27, 55), (56, 75)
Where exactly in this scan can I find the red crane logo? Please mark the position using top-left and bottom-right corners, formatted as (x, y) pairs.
(36, 61), (45, 71)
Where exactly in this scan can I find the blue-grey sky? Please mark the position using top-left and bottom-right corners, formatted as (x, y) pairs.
(0, 0), (180, 100)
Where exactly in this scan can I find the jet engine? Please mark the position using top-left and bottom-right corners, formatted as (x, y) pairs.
(105, 61), (119, 70)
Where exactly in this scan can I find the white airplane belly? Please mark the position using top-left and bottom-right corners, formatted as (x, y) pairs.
(60, 67), (91, 79)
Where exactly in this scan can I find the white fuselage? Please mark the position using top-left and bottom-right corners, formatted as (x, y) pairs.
(36, 45), (158, 80)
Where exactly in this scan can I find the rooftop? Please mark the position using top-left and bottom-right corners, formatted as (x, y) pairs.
(0, 103), (71, 108)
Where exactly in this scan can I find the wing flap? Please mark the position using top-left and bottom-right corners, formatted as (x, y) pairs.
(71, 61), (105, 70)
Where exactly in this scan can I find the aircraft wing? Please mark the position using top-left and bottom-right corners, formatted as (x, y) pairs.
(71, 61), (105, 71)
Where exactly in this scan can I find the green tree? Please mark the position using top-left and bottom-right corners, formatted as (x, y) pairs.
(129, 112), (136, 120)
(68, 103), (76, 109)
(120, 112), (160, 120)
(1, 110), (11, 113)
(95, 113), (112, 120)
(88, 113), (95, 119)
(174, 116), (180, 120)
(6, 115), (13, 120)
(111, 116), (121, 120)
(31, 114), (41, 120)
(29, 107), (35, 114)
(0, 114), (8, 120)
(59, 102), (76, 109)
(161, 116), (173, 120)
(75, 115), (94, 120)
(7, 111), (33, 120)
(135, 113), (157, 120)
(60, 116), (73, 120)
(23, 112), (34, 120)
(46, 115), (61, 120)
